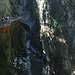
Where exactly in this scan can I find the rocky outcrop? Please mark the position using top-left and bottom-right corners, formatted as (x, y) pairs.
(40, 0), (75, 75)
(0, 0), (75, 75)
(0, 22), (31, 75)
(11, 0), (40, 48)
(0, 0), (40, 75)
(0, 0), (40, 49)
(0, 32), (13, 75)
(10, 22), (31, 75)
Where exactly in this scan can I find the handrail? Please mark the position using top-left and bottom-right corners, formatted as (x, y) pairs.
(0, 16), (22, 33)
(0, 16), (21, 27)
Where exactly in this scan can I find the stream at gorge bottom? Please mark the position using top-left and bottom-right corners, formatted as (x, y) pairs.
(26, 40), (46, 75)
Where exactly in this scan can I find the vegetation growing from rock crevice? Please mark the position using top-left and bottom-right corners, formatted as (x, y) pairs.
(10, 22), (28, 58)
(0, 32), (13, 75)
(40, 0), (75, 75)
(0, 22), (28, 75)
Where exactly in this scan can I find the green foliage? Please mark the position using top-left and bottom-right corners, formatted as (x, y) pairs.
(10, 22), (28, 58)
(0, 22), (28, 75)
(0, 33), (14, 75)
(18, 0), (21, 5)
(57, 24), (63, 29)
(10, 22), (29, 75)
(33, 0), (39, 18)
(42, 0), (64, 30)
(50, 0), (64, 23)
(10, 1), (17, 16)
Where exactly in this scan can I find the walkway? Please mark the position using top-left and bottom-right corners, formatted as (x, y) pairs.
(0, 16), (22, 33)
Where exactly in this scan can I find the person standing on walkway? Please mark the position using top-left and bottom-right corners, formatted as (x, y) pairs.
(7, 15), (9, 24)
(9, 16), (10, 22)
(2, 16), (5, 26)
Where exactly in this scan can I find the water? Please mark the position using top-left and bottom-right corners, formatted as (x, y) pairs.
(26, 40), (45, 75)
(30, 57), (43, 75)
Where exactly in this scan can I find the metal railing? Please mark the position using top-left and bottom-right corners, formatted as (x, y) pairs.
(0, 16), (21, 27)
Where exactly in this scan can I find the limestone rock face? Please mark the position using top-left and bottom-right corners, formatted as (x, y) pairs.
(0, 23), (31, 75)
(0, 0), (39, 75)
(0, 0), (38, 29)
(65, 0), (75, 27)
(40, 0), (75, 75)
(10, 0), (36, 29)
(0, 0), (40, 48)
(10, 0), (40, 47)
(0, 0), (75, 75)
(10, 23), (31, 75)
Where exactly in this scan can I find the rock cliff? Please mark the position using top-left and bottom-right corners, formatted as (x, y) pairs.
(0, 22), (31, 75)
(40, 0), (75, 75)
(0, 0), (40, 48)
(0, 0), (75, 75)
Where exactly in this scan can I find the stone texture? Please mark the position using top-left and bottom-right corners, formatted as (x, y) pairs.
(40, 0), (75, 75)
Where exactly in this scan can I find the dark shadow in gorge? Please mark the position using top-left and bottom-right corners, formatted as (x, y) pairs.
(26, 0), (45, 75)
(29, 0), (42, 53)
(20, 22), (30, 32)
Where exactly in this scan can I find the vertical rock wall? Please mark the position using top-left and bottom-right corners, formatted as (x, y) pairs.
(0, 22), (31, 75)
(0, 0), (40, 49)
(40, 0), (75, 75)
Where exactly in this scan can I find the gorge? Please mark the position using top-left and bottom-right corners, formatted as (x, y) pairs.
(0, 0), (75, 75)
